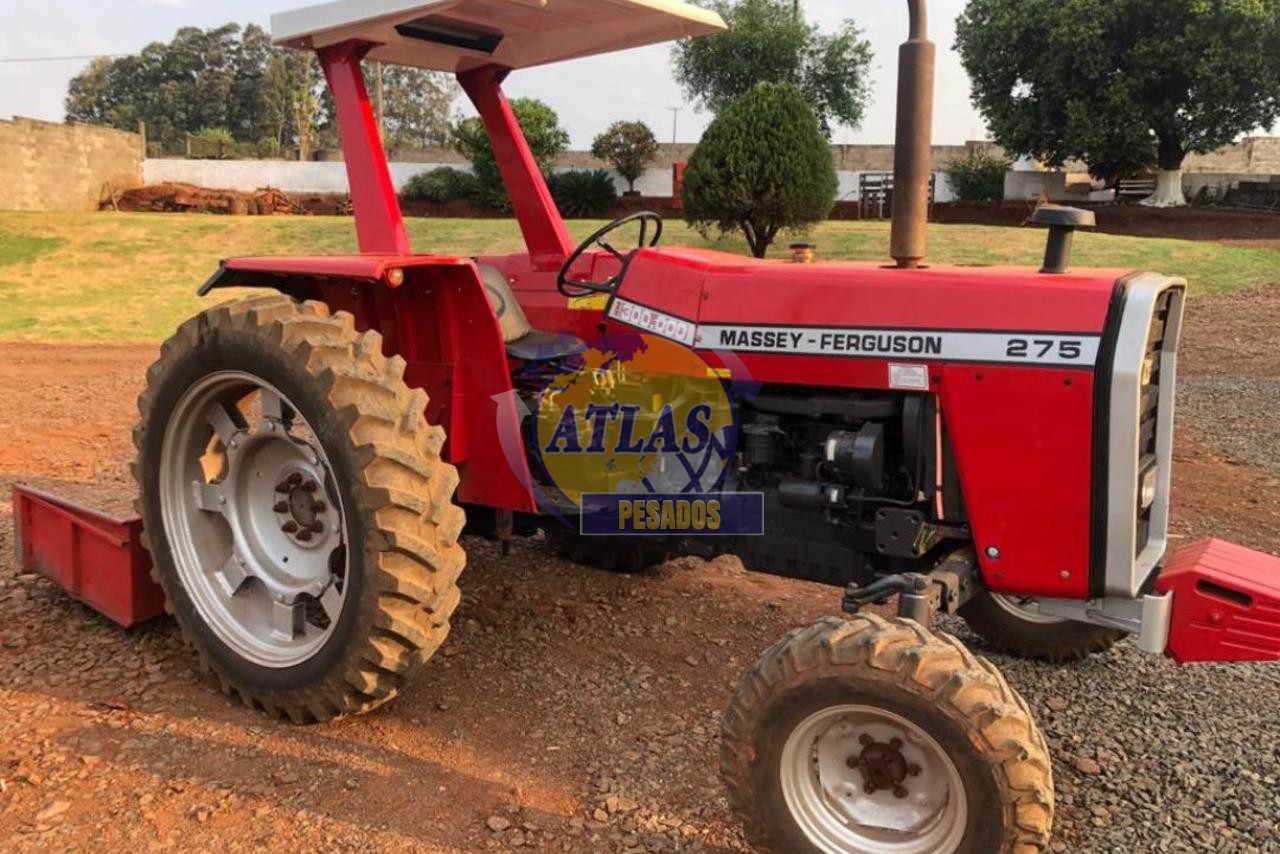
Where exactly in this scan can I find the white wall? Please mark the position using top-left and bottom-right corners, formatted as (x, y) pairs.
(144, 158), (957, 203)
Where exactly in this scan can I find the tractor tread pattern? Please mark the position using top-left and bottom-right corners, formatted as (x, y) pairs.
(720, 615), (1055, 854)
(132, 294), (465, 723)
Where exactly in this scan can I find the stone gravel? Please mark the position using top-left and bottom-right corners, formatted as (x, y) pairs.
(944, 616), (1280, 853)
(1179, 378), (1280, 478)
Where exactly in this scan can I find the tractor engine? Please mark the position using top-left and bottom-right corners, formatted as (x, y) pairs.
(729, 386), (966, 587)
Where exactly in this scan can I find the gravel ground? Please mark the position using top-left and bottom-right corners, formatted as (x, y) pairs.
(2, 281), (1280, 854)
(1179, 376), (1280, 477)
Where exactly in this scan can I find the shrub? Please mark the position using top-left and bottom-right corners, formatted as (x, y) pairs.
(256, 136), (282, 159)
(945, 149), (1012, 202)
(401, 167), (480, 203)
(452, 99), (569, 209)
(549, 170), (620, 217)
(682, 82), (837, 258)
(190, 127), (237, 160)
(591, 121), (660, 194)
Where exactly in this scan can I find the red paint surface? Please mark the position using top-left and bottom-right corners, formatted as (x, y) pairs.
(319, 41), (412, 256)
(225, 254), (469, 280)
(13, 484), (165, 628)
(1158, 539), (1280, 663)
(459, 65), (573, 271)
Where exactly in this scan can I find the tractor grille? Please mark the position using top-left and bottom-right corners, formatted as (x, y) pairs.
(1134, 290), (1175, 557)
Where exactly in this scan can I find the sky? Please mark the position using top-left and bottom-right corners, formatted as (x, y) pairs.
(0, 0), (988, 148)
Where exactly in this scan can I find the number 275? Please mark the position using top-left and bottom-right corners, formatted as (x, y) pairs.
(1006, 339), (1083, 360)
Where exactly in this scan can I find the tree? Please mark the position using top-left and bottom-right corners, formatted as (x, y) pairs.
(64, 23), (330, 158)
(264, 50), (323, 159)
(378, 65), (458, 150)
(956, 0), (1280, 206)
(671, 0), (873, 136)
(228, 24), (274, 144)
(451, 98), (570, 209)
(591, 121), (660, 194)
(682, 82), (837, 258)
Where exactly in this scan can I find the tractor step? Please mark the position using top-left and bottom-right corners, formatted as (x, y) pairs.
(12, 484), (165, 628)
(1158, 539), (1280, 664)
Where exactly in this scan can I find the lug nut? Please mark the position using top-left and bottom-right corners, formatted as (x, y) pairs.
(282, 521), (299, 533)
(297, 530), (313, 542)
(310, 520), (325, 533)
(312, 500), (326, 513)
(287, 473), (303, 487)
(275, 481), (291, 494)
(273, 502), (288, 513)
(302, 480), (318, 493)
(893, 785), (908, 799)
(845, 755), (858, 769)
(907, 763), (921, 777)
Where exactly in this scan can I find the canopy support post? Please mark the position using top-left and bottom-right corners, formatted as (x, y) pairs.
(459, 65), (573, 272)
(319, 40), (412, 256)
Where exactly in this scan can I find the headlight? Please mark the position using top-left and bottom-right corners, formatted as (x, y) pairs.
(1139, 465), (1159, 510)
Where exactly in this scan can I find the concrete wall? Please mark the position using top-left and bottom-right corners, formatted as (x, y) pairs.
(144, 157), (958, 203)
(0, 117), (143, 211)
(311, 140), (1002, 172)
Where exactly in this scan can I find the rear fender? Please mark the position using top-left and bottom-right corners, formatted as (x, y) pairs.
(200, 255), (538, 513)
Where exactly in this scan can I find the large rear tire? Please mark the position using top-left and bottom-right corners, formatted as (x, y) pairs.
(133, 295), (465, 723)
(721, 615), (1054, 853)
(959, 591), (1126, 663)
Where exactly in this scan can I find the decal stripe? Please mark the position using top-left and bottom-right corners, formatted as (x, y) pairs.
(608, 299), (696, 346)
(609, 298), (1100, 367)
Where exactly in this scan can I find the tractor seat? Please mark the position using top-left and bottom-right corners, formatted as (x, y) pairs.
(477, 264), (586, 362)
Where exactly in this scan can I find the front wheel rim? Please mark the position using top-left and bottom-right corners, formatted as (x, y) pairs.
(989, 593), (1067, 625)
(159, 371), (350, 668)
(779, 703), (968, 854)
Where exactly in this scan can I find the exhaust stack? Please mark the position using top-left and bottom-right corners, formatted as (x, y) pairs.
(890, 0), (936, 269)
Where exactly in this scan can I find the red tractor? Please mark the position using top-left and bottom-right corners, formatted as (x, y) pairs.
(34, 0), (1279, 851)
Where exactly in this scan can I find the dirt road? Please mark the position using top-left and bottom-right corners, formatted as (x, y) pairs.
(1, 289), (1279, 852)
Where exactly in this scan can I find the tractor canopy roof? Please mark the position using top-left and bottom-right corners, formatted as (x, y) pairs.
(271, 0), (727, 72)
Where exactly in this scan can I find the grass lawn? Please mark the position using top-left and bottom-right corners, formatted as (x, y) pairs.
(0, 211), (1275, 342)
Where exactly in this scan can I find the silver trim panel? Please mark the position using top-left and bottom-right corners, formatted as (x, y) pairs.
(1103, 273), (1185, 597)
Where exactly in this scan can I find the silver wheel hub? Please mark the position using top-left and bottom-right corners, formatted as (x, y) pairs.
(160, 371), (349, 667)
(990, 593), (1066, 625)
(780, 704), (967, 854)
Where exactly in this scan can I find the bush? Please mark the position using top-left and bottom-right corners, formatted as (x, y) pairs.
(401, 167), (480, 203)
(591, 121), (660, 194)
(452, 99), (569, 209)
(945, 149), (1011, 202)
(682, 82), (837, 258)
(549, 170), (620, 217)
(256, 136), (281, 159)
(190, 127), (238, 160)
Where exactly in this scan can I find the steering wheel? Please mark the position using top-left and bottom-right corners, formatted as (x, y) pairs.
(557, 212), (663, 298)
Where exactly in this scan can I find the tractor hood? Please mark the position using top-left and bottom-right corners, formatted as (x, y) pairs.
(616, 247), (1133, 345)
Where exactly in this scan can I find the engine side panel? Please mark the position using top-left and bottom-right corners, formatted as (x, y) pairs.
(937, 365), (1095, 598)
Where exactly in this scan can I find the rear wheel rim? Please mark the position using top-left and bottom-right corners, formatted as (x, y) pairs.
(990, 593), (1066, 625)
(159, 371), (349, 668)
(779, 703), (967, 854)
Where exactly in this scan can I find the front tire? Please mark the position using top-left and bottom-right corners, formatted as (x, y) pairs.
(721, 615), (1053, 853)
(133, 295), (465, 723)
(959, 591), (1126, 663)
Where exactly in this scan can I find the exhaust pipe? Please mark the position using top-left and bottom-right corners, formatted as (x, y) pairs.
(889, 0), (936, 269)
